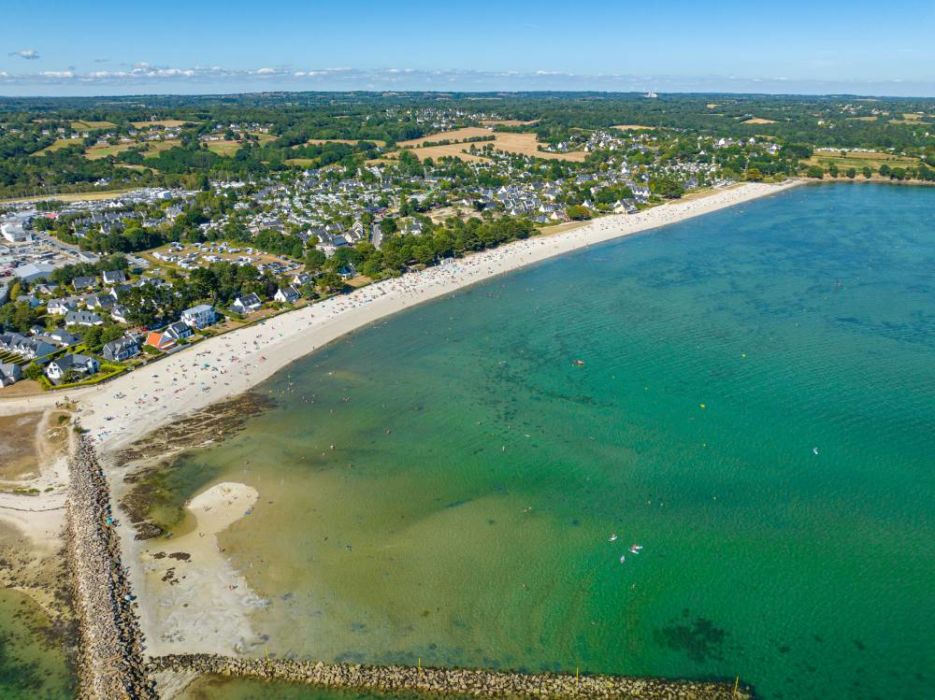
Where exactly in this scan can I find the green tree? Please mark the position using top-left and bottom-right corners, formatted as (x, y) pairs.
(650, 175), (684, 199)
(565, 205), (592, 221)
(806, 165), (824, 179)
(304, 248), (327, 273)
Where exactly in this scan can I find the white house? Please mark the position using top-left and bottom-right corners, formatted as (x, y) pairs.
(181, 304), (216, 329)
(101, 270), (127, 285)
(232, 293), (263, 314)
(46, 354), (99, 384)
(163, 321), (194, 342)
(65, 310), (104, 327)
(274, 286), (300, 304)
(47, 298), (79, 316)
(0, 362), (22, 387)
(102, 336), (140, 362)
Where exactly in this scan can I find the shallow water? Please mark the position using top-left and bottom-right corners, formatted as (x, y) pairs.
(0, 589), (75, 699)
(159, 184), (934, 700)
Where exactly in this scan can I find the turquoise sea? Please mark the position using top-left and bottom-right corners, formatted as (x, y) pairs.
(155, 183), (933, 700)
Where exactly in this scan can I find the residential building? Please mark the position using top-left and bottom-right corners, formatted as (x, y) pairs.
(232, 293), (263, 314)
(101, 270), (127, 285)
(0, 362), (22, 387)
(144, 331), (175, 351)
(102, 336), (140, 362)
(65, 310), (104, 327)
(46, 354), (99, 384)
(164, 321), (194, 342)
(181, 304), (216, 329)
(274, 286), (301, 304)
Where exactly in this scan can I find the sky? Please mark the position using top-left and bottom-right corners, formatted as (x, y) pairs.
(1, 0), (934, 97)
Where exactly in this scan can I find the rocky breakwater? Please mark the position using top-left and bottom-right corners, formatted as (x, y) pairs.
(67, 433), (156, 699)
(149, 654), (752, 699)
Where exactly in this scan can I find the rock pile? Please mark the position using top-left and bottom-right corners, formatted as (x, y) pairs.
(67, 434), (156, 699)
(149, 654), (751, 699)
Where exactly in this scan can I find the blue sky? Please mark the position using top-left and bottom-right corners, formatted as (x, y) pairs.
(2, 0), (933, 96)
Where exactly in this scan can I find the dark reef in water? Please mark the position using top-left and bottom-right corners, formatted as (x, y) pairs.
(116, 391), (275, 539)
(654, 613), (728, 663)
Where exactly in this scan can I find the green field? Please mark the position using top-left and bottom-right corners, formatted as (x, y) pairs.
(205, 140), (243, 156)
(71, 120), (116, 130)
(30, 138), (82, 156)
(804, 149), (919, 171)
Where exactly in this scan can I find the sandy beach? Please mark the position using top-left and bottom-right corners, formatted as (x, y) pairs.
(71, 180), (800, 453)
(0, 179), (801, 667)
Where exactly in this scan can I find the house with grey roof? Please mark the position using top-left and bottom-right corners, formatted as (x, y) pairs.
(102, 336), (140, 362)
(46, 354), (99, 385)
(66, 310), (104, 327)
(181, 304), (216, 329)
(0, 362), (22, 387)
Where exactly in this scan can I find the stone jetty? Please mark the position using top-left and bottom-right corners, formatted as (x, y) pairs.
(148, 654), (751, 699)
(66, 433), (156, 699)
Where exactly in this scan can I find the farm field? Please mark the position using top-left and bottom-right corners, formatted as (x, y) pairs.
(205, 140), (243, 156)
(804, 149), (920, 171)
(742, 117), (777, 124)
(398, 127), (493, 147)
(480, 119), (538, 126)
(306, 138), (386, 146)
(130, 119), (192, 128)
(84, 139), (180, 160)
(71, 120), (116, 130)
(399, 127), (586, 162)
(611, 124), (655, 130)
(0, 188), (136, 205)
(31, 138), (83, 156)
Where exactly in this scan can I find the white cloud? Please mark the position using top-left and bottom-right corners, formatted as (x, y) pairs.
(10, 49), (40, 60)
(0, 64), (931, 97)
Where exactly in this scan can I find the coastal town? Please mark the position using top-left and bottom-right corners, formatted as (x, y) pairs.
(1, 109), (735, 392)
(4, 96), (931, 394)
(0, 85), (933, 700)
